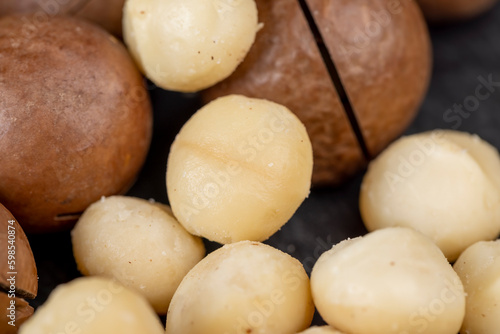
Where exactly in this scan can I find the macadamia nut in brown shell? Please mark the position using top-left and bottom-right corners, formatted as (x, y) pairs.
(0, 0), (126, 36)
(166, 95), (313, 244)
(203, 0), (432, 186)
(71, 196), (205, 314)
(0, 204), (38, 300)
(0, 15), (152, 233)
(360, 130), (500, 261)
(0, 203), (37, 333)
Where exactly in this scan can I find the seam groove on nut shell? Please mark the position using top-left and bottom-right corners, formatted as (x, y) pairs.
(296, 0), (371, 161)
(54, 212), (83, 222)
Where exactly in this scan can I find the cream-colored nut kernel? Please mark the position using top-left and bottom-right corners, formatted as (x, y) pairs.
(71, 196), (205, 314)
(123, 0), (260, 92)
(311, 228), (466, 334)
(166, 241), (315, 334)
(297, 326), (345, 334)
(454, 240), (500, 334)
(360, 130), (500, 261)
(19, 277), (164, 334)
(166, 95), (313, 244)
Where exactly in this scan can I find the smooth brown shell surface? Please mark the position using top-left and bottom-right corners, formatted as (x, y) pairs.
(203, 0), (431, 186)
(0, 15), (152, 232)
(308, 0), (431, 156)
(0, 0), (125, 36)
(0, 204), (38, 299)
(0, 292), (34, 334)
(417, 0), (499, 22)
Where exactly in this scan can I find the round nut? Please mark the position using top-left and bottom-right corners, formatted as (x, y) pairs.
(297, 326), (345, 334)
(454, 240), (500, 334)
(416, 0), (499, 22)
(166, 241), (315, 334)
(71, 196), (205, 314)
(360, 130), (500, 261)
(19, 277), (165, 334)
(203, 0), (432, 186)
(0, 0), (126, 36)
(0, 15), (152, 232)
(123, 0), (260, 92)
(311, 228), (466, 334)
(166, 95), (313, 244)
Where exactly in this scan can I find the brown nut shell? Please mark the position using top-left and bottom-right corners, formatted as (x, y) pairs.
(0, 0), (125, 37)
(203, 0), (431, 186)
(0, 292), (34, 334)
(0, 204), (38, 299)
(416, 0), (499, 22)
(0, 15), (152, 232)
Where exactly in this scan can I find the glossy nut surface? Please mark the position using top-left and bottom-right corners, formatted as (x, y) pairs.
(360, 130), (500, 261)
(0, 15), (152, 232)
(0, 0), (126, 36)
(166, 95), (313, 244)
(166, 241), (315, 334)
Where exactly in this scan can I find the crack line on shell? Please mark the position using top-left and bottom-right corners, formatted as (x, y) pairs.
(296, 0), (372, 161)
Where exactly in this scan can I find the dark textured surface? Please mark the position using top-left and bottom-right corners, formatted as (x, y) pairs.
(24, 2), (500, 328)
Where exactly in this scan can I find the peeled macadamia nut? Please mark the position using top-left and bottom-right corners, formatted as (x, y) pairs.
(123, 0), (260, 92)
(203, 0), (431, 186)
(71, 196), (205, 314)
(454, 240), (500, 334)
(417, 0), (499, 22)
(166, 241), (314, 334)
(0, 0), (126, 36)
(166, 95), (313, 244)
(360, 130), (500, 261)
(19, 277), (164, 334)
(298, 326), (345, 334)
(0, 15), (152, 232)
(311, 228), (466, 334)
